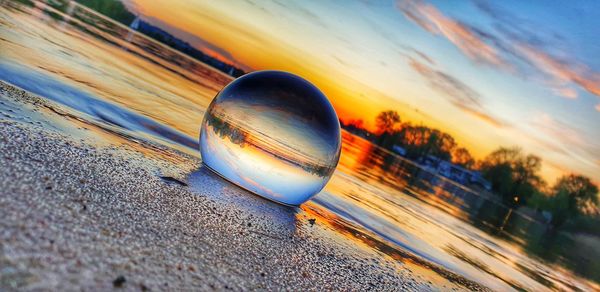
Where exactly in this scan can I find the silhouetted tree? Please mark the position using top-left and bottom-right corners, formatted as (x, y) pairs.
(394, 125), (455, 160)
(479, 147), (544, 207)
(547, 175), (599, 228)
(375, 110), (401, 148)
(348, 119), (365, 130)
(375, 110), (400, 135)
(452, 147), (475, 169)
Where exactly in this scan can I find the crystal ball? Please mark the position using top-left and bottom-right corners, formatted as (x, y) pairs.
(200, 70), (341, 206)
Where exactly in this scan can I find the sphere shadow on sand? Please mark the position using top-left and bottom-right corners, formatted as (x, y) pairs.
(187, 166), (299, 234)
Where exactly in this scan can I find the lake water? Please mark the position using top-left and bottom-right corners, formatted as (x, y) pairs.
(1, 0), (598, 290)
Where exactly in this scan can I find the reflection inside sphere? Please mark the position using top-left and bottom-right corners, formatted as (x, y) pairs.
(200, 70), (341, 206)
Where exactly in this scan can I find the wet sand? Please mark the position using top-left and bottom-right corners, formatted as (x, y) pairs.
(0, 82), (487, 291)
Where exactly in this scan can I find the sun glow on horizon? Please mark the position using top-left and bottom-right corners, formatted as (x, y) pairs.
(126, 0), (600, 184)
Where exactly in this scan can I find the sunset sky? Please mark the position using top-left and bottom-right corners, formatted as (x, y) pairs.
(123, 0), (600, 183)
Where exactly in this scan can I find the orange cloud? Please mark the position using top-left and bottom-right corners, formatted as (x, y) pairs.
(397, 0), (505, 68)
(463, 108), (505, 128)
(517, 45), (600, 99)
(552, 87), (577, 99)
(397, 0), (600, 101)
(408, 58), (505, 128)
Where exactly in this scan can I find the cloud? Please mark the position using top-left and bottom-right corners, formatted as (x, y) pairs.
(516, 45), (600, 97)
(408, 58), (505, 127)
(596, 104), (600, 112)
(552, 87), (577, 99)
(530, 113), (585, 147)
(397, 0), (505, 68)
(525, 112), (600, 171)
(397, 0), (600, 101)
(412, 48), (435, 65)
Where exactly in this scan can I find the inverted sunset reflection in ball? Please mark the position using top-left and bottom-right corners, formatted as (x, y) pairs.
(199, 71), (341, 206)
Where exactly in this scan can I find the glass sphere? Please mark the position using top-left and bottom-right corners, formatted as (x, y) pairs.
(200, 70), (341, 206)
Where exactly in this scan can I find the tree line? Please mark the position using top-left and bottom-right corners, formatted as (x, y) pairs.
(341, 110), (599, 230)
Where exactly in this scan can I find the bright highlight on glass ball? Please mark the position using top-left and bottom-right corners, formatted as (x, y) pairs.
(200, 70), (341, 206)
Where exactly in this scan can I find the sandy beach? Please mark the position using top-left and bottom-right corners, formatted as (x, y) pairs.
(0, 82), (488, 290)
